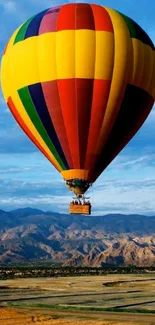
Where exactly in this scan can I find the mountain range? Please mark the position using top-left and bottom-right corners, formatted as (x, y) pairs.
(0, 208), (155, 266)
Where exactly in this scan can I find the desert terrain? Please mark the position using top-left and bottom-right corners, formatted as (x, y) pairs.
(1, 209), (155, 267)
(1, 274), (155, 324)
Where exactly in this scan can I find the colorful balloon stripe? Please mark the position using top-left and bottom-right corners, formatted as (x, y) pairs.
(90, 5), (114, 32)
(7, 97), (61, 172)
(18, 87), (66, 170)
(3, 31), (154, 94)
(89, 85), (154, 182)
(41, 80), (74, 169)
(25, 9), (49, 39)
(14, 16), (35, 45)
(118, 12), (154, 49)
(28, 83), (69, 168)
(39, 7), (60, 34)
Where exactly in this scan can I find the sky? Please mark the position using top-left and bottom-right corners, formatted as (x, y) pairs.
(0, 0), (155, 215)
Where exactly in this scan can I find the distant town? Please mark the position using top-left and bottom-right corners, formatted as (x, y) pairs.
(1, 265), (155, 280)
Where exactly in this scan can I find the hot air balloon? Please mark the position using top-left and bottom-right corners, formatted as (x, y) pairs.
(1, 3), (155, 215)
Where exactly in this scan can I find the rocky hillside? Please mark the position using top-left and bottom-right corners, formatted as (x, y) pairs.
(0, 208), (155, 266)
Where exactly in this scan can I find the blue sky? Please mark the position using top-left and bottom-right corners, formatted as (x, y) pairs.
(0, 0), (155, 215)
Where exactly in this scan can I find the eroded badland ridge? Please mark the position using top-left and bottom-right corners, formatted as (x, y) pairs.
(0, 208), (155, 266)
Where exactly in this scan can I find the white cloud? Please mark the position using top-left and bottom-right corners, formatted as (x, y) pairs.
(0, 0), (16, 12)
(112, 153), (155, 172)
(0, 176), (155, 216)
(91, 177), (155, 215)
(0, 167), (31, 175)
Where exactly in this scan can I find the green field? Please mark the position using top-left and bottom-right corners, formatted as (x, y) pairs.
(2, 274), (155, 324)
(1, 274), (155, 313)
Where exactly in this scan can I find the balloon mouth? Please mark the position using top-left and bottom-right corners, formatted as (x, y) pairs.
(66, 179), (90, 195)
(61, 169), (92, 194)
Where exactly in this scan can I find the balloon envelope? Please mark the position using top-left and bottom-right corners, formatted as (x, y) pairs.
(1, 3), (155, 195)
